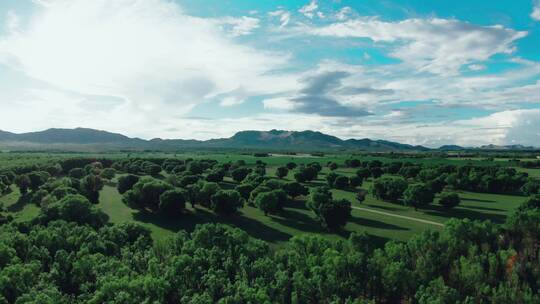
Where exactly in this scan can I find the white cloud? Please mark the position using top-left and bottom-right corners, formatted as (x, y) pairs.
(263, 97), (296, 110)
(302, 18), (527, 75)
(6, 11), (20, 33)
(269, 10), (291, 28)
(532, 1), (540, 21)
(299, 1), (318, 19)
(0, 0), (297, 136)
(468, 64), (486, 71)
(220, 96), (244, 107)
(217, 16), (260, 37)
(335, 7), (352, 21)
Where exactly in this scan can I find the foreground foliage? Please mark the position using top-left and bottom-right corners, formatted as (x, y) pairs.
(1, 192), (539, 303)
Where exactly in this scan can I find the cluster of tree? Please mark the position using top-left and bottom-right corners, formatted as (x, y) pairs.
(520, 160), (540, 169)
(293, 162), (321, 183)
(371, 176), (461, 210)
(307, 187), (352, 230)
(326, 172), (363, 190)
(2, 192), (540, 303)
(345, 158), (532, 196)
(11, 162), (107, 208)
(0, 171), (15, 196)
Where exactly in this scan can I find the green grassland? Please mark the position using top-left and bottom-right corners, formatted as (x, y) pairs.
(1, 152), (538, 249)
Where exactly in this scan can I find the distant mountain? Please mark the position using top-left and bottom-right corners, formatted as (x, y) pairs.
(0, 128), (535, 152)
(438, 145), (466, 151)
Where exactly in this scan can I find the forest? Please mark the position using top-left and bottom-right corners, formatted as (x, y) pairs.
(0, 152), (539, 303)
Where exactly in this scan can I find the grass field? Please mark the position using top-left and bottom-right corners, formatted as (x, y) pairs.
(1, 153), (537, 249)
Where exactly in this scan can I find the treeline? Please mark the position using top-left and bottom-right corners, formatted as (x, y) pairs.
(1, 192), (540, 302)
(343, 159), (537, 196)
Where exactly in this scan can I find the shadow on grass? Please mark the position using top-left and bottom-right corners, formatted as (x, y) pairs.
(133, 207), (291, 243)
(271, 209), (324, 234)
(284, 199), (309, 211)
(349, 215), (409, 231)
(7, 194), (31, 213)
(461, 205), (504, 212)
(461, 198), (496, 203)
(365, 204), (402, 212)
(423, 205), (506, 223)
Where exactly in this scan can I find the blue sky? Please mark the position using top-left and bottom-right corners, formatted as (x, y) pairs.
(0, 0), (539, 147)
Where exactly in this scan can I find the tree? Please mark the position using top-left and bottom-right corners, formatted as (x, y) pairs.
(100, 168), (116, 180)
(79, 174), (104, 204)
(14, 174), (31, 195)
(123, 178), (172, 212)
(40, 194), (108, 228)
(439, 192), (460, 209)
(275, 166), (289, 179)
(326, 172), (338, 187)
(145, 163), (162, 176)
(349, 176), (363, 188)
(206, 169), (225, 182)
(370, 167), (383, 179)
(210, 190), (243, 215)
(254, 191), (279, 216)
(371, 177), (407, 202)
(286, 162), (297, 170)
(68, 168), (85, 179)
(521, 180), (540, 196)
(403, 183), (434, 210)
(345, 159), (361, 168)
(517, 195), (540, 211)
(307, 188), (351, 230)
(356, 189), (367, 204)
(283, 181), (308, 198)
(28, 171), (50, 192)
(293, 171), (307, 183)
(317, 199), (351, 230)
(117, 174), (140, 194)
(334, 176), (349, 190)
(356, 168), (370, 180)
(159, 189), (186, 216)
(235, 183), (254, 200)
(328, 162), (338, 171)
(231, 168), (251, 183)
(197, 182), (221, 208)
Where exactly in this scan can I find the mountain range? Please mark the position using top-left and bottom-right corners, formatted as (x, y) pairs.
(0, 128), (536, 152)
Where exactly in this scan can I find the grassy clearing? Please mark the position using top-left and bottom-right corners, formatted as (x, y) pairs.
(1, 153), (533, 249)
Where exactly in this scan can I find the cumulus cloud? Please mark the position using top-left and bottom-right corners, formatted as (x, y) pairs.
(217, 16), (260, 37)
(532, 1), (540, 21)
(302, 18), (527, 75)
(269, 10), (291, 28)
(0, 0), (296, 137)
(264, 70), (390, 117)
(299, 1), (318, 19)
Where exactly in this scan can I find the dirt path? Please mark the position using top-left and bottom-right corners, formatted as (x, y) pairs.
(351, 206), (445, 227)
